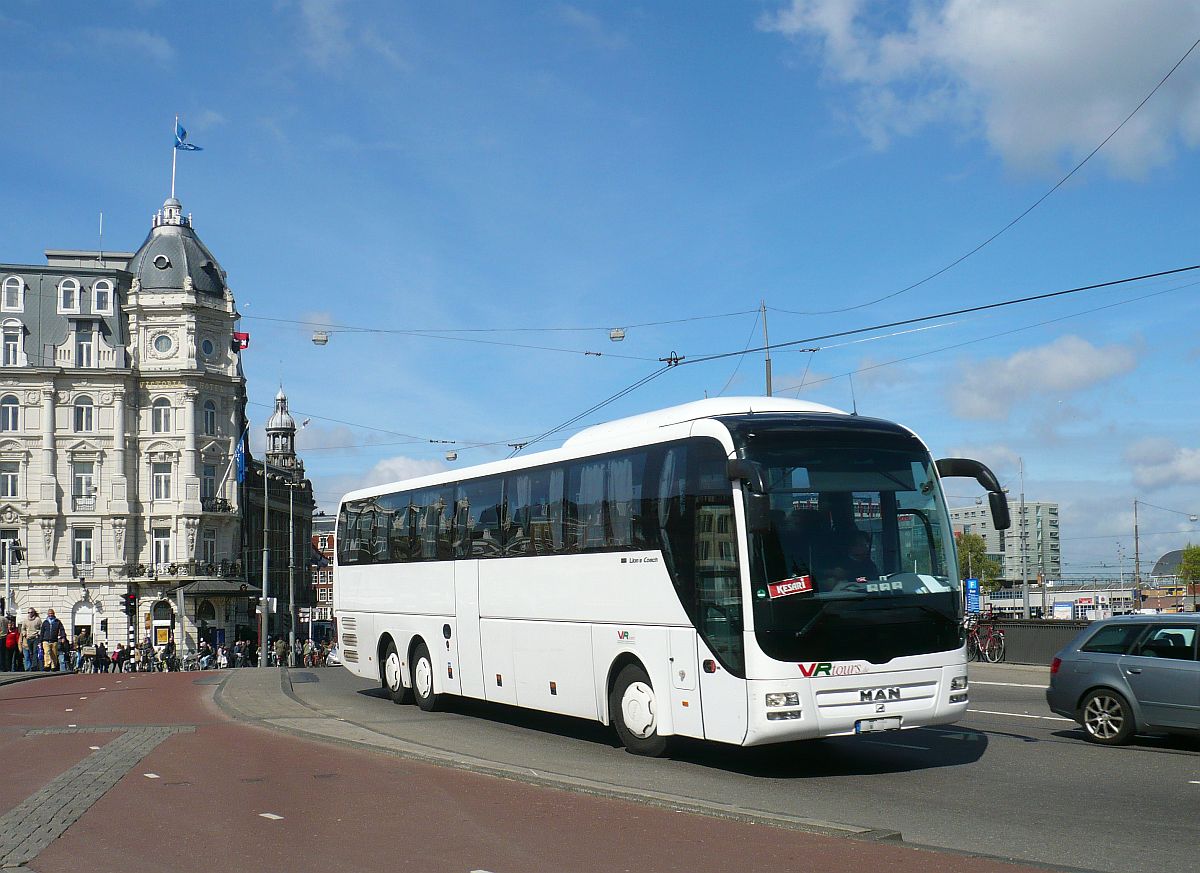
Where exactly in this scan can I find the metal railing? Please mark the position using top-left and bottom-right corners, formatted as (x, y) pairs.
(72, 494), (96, 511)
(123, 558), (244, 579)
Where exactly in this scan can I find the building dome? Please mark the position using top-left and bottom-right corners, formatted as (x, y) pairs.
(126, 197), (227, 297)
(266, 387), (296, 432)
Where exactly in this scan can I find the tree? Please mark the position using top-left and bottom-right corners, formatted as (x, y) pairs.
(1179, 543), (1200, 612)
(955, 532), (1002, 591)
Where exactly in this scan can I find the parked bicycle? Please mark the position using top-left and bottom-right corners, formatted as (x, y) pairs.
(964, 613), (1006, 663)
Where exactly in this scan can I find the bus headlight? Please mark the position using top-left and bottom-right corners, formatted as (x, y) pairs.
(950, 676), (968, 691)
(765, 692), (800, 707)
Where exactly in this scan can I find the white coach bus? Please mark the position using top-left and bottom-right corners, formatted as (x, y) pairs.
(334, 397), (1010, 755)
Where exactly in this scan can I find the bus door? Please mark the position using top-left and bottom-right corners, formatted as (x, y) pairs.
(698, 637), (748, 743)
(453, 560), (485, 699)
(668, 627), (704, 737)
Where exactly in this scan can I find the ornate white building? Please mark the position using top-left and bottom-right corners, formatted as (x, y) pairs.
(0, 196), (267, 650)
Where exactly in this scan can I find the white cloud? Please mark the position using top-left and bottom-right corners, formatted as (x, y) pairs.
(556, 5), (629, 51)
(759, 0), (1200, 176)
(84, 27), (174, 64)
(1126, 438), (1200, 488)
(358, 455), (447, 490)
(949, 334), (1137, 421)
(191, 109), (228, 131)
(296, 0), (352, 68)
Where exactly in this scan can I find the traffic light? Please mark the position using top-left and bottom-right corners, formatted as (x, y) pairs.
(122, 592), (136, 616)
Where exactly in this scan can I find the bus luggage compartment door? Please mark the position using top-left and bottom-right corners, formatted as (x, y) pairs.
(453, 560), (486, 699)
(669, 627), (704, 739)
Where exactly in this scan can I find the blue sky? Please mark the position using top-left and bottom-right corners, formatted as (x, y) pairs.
(2, 1), (1199, 579)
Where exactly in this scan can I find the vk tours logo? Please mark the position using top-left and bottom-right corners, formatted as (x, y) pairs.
(797, 662), (867, 677)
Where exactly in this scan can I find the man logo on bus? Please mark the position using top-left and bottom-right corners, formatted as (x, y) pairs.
(798, 662), (866, 677)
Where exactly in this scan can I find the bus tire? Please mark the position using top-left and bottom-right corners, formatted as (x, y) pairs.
(383, 641), (411, 705)
(610, 664), (668, 757)
(411, 641), (442, 712)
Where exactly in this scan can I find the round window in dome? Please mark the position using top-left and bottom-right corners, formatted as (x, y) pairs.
(153, 334), (174, 355)
(201, 338), (215, 357)
(153, 254), (171, 270)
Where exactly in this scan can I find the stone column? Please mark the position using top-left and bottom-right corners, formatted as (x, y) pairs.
(112, 389), (126, 478)
(183, 390), (198, 478)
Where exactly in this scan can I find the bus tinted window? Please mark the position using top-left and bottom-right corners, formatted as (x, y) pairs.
(506, 467), (561, 557)
(458, 478), (504, 559)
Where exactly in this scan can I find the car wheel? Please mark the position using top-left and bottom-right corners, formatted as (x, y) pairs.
(609, 664), (669, 757)
(411, 641), (442, 712)
(1080, 688), (1135, 745)
(382, 641), (411, 705)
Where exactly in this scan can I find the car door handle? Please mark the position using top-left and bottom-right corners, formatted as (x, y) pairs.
(1126, 667), (1142, 674)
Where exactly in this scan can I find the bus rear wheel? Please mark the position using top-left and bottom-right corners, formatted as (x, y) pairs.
(411, 641), (443, 712)
(610, 664), (668, 757)
(382, 641), (411, 705)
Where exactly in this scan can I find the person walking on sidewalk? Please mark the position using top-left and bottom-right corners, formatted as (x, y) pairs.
(2, 616), (18, 671)
(273, 636), (288, 667)
(40, 609), (65, 671)
(21, 608), (42, 672)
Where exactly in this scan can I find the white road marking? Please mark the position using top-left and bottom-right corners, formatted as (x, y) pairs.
(971, 680), (1048, 690)
(64, 709), (73, 712)
(861, 739), (929, 750)
(67, 724), (76, 728)
(143, 773), (160, 779)
(89, 746), (100, 750)
(968, 708), (1072, 722)
(259, 813), (284, 820)
(79, 696), (88, 700)
(1189, 781), (1200, 785)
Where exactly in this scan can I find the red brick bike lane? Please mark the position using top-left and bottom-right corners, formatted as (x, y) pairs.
(2, 672), (1059, 873)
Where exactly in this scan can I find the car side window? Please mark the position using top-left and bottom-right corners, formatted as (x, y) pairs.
(1079, 624), (1144, 655)
(1129, 626), (1198, 661)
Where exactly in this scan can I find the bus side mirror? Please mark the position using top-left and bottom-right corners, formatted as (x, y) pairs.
(727, 459), (766, 494)
(935, 457), (1011, 531)
(744, 492), (772, 534)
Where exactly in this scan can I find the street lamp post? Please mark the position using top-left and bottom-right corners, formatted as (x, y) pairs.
(259, 462), (270, 669)
(284, 478), (304, 661)
(3, 538), (21, 620)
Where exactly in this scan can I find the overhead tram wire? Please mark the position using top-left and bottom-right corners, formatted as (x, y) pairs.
(772, 275), (1195, 395)
(677, 264), (1200, 369)
(715, 309), (761, 396)
(773, 35), (1200, 317)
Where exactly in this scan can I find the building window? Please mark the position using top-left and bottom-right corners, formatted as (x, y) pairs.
(3, 324), (21, 366)
(317, 535), (328, 550)
(92, 279), (113, 315)
(0, 395), (18, 432)
(152, 398), (171, 433)
(58, 278), (80, 314)
(202, 528), (216, 564)
(203, 400), (216, 436)
(201, 464), (216, 502)
(74, 396), (95, 432)
(73, 527), (94, 566)
(1, 277), (22, 312)
(75, 328), (93, 368)
(153, 528), (171, 567)
(0, 461), (17, 498)
(153, 462), (172, 500)
(72, 461), (95, 510)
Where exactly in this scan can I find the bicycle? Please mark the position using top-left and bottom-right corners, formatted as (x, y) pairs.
(964, 614), (1006, 663)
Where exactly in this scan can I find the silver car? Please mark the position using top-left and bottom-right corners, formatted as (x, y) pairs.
(1046, 614), (1200, 745)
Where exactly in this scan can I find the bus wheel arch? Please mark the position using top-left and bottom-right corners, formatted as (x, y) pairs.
(608, 659), (669, 757)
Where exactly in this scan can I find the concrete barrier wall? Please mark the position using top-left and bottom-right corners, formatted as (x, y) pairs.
(993, 619), (1090, 665)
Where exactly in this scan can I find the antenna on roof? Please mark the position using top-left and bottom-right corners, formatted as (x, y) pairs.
(97, 212), (104, 262)
(848, 373), (858, 416)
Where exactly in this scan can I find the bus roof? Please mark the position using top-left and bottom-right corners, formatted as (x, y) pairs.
(339, 396), (847, 506)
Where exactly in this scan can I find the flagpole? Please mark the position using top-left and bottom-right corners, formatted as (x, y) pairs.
(171, 114), (178, 198)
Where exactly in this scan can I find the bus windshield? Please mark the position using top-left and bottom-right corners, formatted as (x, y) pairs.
(736, 427), (962, 664)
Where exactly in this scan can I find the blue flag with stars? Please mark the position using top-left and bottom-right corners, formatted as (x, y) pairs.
(175, 121), (202, 151)
(235, 439), (245, 484)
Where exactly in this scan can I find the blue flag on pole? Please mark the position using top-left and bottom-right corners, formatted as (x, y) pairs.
(175, 122), (202, 151)
(235, 440), (246, 484)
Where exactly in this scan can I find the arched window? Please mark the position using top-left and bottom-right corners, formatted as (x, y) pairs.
(58, 278), (80, 313)
(1, 277), (23, 312)
(92, 279), (113, 315)
(0, 395), (18, 432)
(74, 395), (95, 432)
(152, 398), (172, 433)
(196, 600), (217, 622)
(2, 319), (22, 367)
(203, 400), (216, 436)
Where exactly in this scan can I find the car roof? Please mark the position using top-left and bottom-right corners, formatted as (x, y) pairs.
(1093, 614), (1200, 624)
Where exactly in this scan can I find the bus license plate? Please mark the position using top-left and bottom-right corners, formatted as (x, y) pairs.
(855, 717), (902, 734)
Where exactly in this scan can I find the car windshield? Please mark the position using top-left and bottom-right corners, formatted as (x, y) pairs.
(734, 427), (962, 663)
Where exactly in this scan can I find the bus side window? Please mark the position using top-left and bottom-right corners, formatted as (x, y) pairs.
(337, 505), (355, 565)
(435, 489), (455, 560)
(463, 478), (504, 558)
(452, 489), (472, 559)
(607, 451), (647, 549)
(381, 492), (410, 563)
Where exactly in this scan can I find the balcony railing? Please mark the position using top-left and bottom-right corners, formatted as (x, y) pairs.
(72, 495), (96, 512)
(201, 497), (234, 513)
(123, 558), (244, 579)
(74, 563), (95, 578)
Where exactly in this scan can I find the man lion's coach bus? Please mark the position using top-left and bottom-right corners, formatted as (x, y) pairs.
(334, 397), (1010, 755)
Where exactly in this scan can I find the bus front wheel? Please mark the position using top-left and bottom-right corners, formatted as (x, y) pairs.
(383, 641), (411, 705)
(411, 641), (443, 712)
(610, 664), (668, 757)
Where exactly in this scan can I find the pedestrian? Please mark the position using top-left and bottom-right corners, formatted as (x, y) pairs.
(21, 608), (42, 672)
(94, 641), (108, 674)
(274, 636), (288, 667)
(2, 616), (18, 671)
(40, 609), (65, 671)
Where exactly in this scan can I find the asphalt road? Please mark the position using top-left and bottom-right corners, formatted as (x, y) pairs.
(0, 669), (1055, 873)
(279, 662), (1200, 873)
